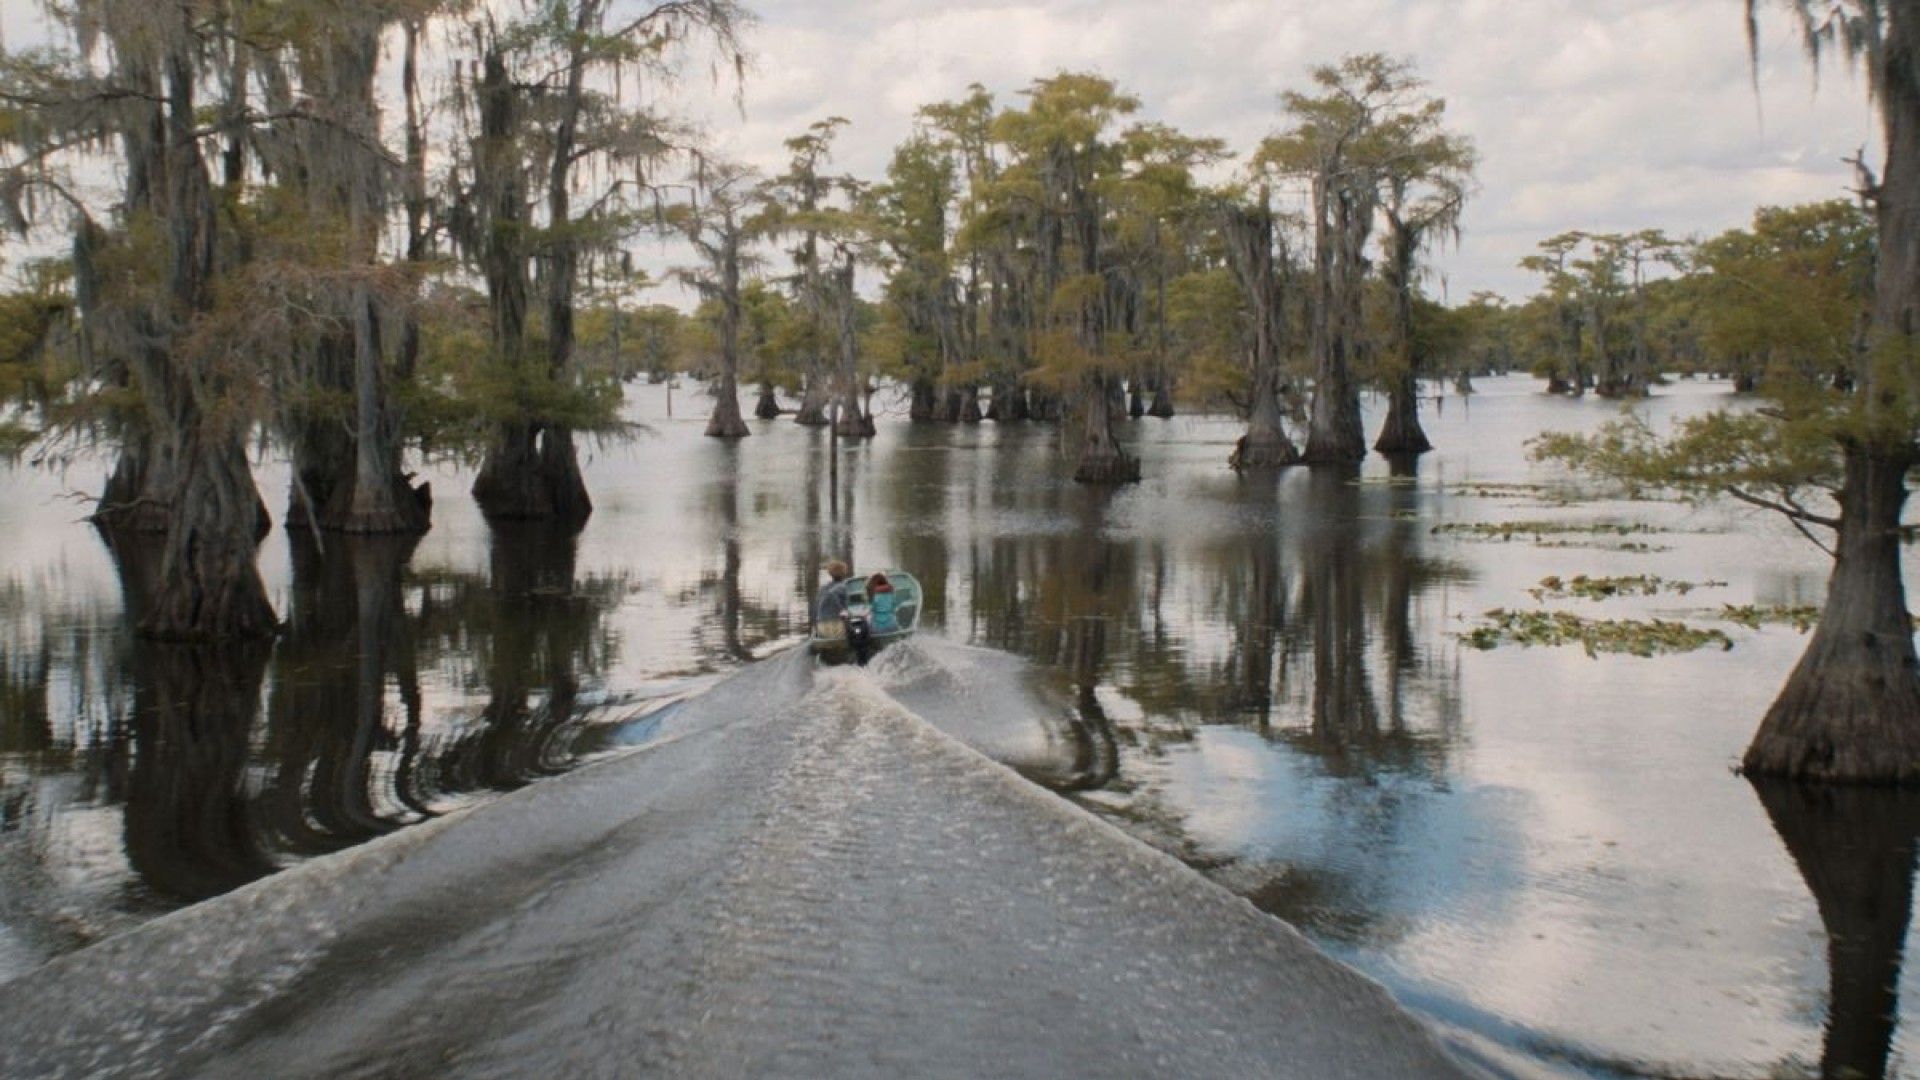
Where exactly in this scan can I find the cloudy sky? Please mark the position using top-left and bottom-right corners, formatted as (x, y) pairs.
(0, 1), (1880, 302)
(663, 0), (1877, 300)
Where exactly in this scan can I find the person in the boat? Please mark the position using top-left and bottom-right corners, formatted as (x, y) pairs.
(814, 560), (853, 640)
(867, 571), (898, 634)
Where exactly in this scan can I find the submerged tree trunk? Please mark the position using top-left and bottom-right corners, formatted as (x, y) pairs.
(753, 382), (782, 419)
(473, 423), (593, 526)
(909, 378), (938, 422)
(1148, 379), (1174, 418)
(706, 371), (750, 438)
(1303, 184), (1369, 464)
(1744, 448), (1920, 782)
(325, 292), (430, 533)
(1071, 376), (1140, 484)
(1232, 367), (1299, 470)
(139, 430), (279, 640)
(830, 262), (875, 439)
(1374, 213), (1433, 456)
(1224, 198), (1299, 470)
(987, 376), (1029, 421)
(1374, 371), (1432, 455)
(135, 38), (276, 640)
(463, 39), (589, 527)
(794, 368), (831, 426)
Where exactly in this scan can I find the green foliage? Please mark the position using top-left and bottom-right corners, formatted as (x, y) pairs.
(1531, 410), (1841, 505)
(1691, 199), (1871, 383)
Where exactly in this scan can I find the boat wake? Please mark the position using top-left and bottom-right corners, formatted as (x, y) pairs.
(0, 636), (1475, 1080)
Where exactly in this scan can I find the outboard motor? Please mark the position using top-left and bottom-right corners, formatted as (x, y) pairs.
(845, 614), (873, 666)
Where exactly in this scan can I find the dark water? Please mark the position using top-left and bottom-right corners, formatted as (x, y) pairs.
(1, 375), (1915, 1078)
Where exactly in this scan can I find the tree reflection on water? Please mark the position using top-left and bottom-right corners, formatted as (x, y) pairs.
(0, 519), (630, 941)
(1753, 780), (1920, 1080)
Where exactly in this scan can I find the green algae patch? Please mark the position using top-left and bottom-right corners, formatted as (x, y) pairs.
(1529, 574), (1728, 602)
(1461, 609), (1734, 658)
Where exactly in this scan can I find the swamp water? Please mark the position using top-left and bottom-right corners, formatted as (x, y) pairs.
(0, 374), (1912, 1079)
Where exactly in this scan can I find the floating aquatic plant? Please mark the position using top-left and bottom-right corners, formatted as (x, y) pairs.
(1529, 574), (1728, 602)
(1460, 609), (1734, 658)
(1432, 520), (1663, 541)
(1534, 540), (1671, 553)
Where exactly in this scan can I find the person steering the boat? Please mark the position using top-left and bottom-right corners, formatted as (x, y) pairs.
(814, 560), (853, 640)
(867, 571), (898, 634)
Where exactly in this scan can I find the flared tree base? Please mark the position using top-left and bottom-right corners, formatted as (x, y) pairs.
(1072, 450), (1141, 485)
(472, 426), (593, 528)
(1230, 435), (1301, 470)
(1373, 427), (1433, 455)
(1743, 638), (1920, 784)
(833, 415), (877, 438)
(753, 387), (783, 420)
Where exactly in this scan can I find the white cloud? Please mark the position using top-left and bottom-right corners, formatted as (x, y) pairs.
(1, 1), (1879, 303)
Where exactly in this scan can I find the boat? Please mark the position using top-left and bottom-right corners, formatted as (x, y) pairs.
(809, 569), (922, 666)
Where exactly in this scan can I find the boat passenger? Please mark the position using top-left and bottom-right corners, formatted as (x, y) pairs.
(867, 571), (898, 634)
(815, 560), (853, 640)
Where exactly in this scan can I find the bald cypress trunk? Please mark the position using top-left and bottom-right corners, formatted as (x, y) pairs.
(1232, 365), (1299, 470)
(909, 378), (938, 422)
(467, 35), (591, 527)
(1374, 215), (1432, 456)
(138, 40), (276, 641)
(793, 369), (831, 426)
(1744, 448), (1920, 781)
(1224, 199), (1299, 470)
(753, 382), (782, 419)
(705, 214), (750, 439)
(1303, 182), (1368, 464)
(1071, 375), (1140, 484)
(1374, 371), (1432, 455)
(987, 376), (1029, 421)
(141, 428), (278, 640)
(830, 263), (875, 439)
(325, 290), (430, 532)
(707, 371), (749, 438)
(1746, 6), (1920, 783)
(1148, 379), (1175, 418)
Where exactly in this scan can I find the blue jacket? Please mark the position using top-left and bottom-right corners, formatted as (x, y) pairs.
(869, 589), (898, 633)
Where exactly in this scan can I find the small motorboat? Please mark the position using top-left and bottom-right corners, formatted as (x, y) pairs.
(809, 569), (922, 666)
